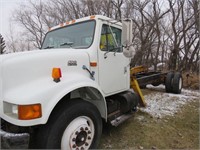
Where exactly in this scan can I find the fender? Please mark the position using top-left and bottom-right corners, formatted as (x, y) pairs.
(2, 73), (107, 127)
(45, 74), (108, 124)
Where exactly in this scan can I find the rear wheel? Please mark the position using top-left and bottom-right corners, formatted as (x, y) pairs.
(152, 82), (160, 86)
(29, 99), (102, 149)
(165, 72), (174, 93)
(172, 72), (182, 94)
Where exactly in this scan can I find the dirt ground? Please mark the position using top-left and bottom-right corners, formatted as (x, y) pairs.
(99, 87), (199, 149)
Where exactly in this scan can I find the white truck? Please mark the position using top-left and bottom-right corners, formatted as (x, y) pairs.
(0, 15), (182, 149)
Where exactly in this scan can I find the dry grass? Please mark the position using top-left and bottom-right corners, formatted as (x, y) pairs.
(99, 92), (199, 149)
(182, 72), (199, 90)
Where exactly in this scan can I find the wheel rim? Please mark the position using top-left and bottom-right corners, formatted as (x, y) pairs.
(61, 116), (95, 150)
(179, 77), (182, 90)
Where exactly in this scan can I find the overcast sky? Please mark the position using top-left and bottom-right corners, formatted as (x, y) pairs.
(0, 0), (27, 39)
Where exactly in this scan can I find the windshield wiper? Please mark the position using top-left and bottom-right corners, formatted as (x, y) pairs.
(43, 46), (54, 49)
(60, 42), (74, 47)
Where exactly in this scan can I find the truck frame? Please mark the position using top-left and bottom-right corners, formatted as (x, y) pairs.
(0, 15), (182, 150)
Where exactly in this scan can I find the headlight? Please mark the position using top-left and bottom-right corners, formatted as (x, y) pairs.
(3, 102), (18, 119)
(3, 102), (42, 120)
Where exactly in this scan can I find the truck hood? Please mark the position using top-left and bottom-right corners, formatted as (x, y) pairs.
(0, 49), (90, 101)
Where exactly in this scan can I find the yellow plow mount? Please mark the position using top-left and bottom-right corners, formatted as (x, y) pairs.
(130, 66), (147, 107)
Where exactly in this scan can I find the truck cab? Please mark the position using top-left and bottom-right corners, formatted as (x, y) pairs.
(42, 15), (130, 96)
(0, 15), (138, 150)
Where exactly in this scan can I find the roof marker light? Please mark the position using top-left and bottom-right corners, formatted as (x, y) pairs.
(60, 23), (64, 27)
(66, 21), (70, 25)
(90, 15), (95, 19)
(71, 20), (76, 24)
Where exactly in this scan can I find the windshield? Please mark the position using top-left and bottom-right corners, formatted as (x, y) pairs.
(41, 20), (95, 49)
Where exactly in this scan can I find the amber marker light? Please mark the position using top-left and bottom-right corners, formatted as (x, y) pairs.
(90, 15), (95, 19)
(52, 68), (62, 83)
(18, 104), (42, 120)
(90, 62), (97, 67)
(71, 20), (76, 24)
(60, 23), (64, 27)
(66, 21), (70, 25)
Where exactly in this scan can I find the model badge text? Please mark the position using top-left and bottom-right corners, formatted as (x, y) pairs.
(68, 60), (77, 66)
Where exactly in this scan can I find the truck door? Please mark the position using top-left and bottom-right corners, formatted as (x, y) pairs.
(98, 24), (130, 95)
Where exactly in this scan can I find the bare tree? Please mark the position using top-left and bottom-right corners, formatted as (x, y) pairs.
(45, 0), (117, 22)
(0, 34), (6, 54)
(166, 0), (199, 72)
(6, 22), (34, 53)
(13, 0), (47, 48)
(130, 0), (169, 69)
(11, 0), (199, 72)
(111, 0), (124, 20)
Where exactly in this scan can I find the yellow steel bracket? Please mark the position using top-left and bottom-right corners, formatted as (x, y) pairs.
(130, 65), (148, 75)
(130, 76), (147, 107)
(130, 65), (147, 107)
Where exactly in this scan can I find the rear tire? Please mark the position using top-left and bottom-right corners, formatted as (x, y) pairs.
(165, 72), (174, 93)
(29, 99), (102, 149)
(172, 72), (182, 94)
(152, 82), (160, 86)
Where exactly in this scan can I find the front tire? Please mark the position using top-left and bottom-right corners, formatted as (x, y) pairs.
(29, 99), (102, 150)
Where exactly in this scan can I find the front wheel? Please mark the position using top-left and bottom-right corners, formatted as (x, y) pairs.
(29, 99), (102, 150)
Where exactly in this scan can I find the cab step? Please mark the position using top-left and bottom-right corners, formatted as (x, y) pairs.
(110, 113), (134, 127)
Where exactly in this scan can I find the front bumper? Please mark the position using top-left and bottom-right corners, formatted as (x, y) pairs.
(0, 129), (29, 149)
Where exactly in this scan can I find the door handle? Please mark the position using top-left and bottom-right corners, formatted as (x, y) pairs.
(124, 67), (127, 74)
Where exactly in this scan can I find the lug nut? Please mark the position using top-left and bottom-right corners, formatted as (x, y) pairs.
(76, 148), (79, 150)
(88, 131), (91, 134)
(85, 142), (89, 146)
(80, 127), (84, 131)
(72, 138), (76, 142)
(88, 136), (91, 140)
(85, 127), (88, 130)
(75, 131), (79, 135)
(81, 147), (84, 150)
(72, 144), (76, 148)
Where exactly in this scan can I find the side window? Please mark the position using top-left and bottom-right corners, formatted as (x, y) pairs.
(100, 24), (122, 52)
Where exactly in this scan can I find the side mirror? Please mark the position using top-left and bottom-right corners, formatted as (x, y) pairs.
(123, 46), (135, 58)
(122, 19), (133, 46)
(122, 19), (134, 58)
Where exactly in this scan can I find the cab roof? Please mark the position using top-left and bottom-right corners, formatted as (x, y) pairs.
(48, 15), (122, 31)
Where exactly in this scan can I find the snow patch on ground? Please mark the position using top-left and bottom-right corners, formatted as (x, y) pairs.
(139, 85), (200, 118)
